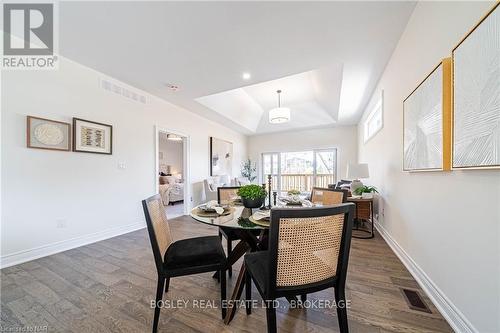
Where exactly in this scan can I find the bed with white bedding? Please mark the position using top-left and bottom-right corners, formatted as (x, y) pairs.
(159, 182), (184, 206)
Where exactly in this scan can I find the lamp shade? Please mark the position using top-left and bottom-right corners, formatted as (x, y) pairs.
(269, 107), (290, 124)
(346, 163), (369, 179)
(269, 90), (291, 124)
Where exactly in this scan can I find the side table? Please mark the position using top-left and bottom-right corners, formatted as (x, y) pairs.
(346, 197), (374, 239)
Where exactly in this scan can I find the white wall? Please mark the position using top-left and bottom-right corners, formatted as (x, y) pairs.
(1, 56), (247, 266)
(357, 2), (499, 332)
(159, 135), (183, 176)
(248, 126), (357, 183)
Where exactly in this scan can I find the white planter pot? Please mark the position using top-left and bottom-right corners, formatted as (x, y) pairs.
(361, 192), (373, 199)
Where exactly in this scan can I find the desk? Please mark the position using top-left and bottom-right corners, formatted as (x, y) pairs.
(347, 197), (374, 239)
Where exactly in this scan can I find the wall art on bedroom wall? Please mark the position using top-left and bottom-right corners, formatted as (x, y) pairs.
(210, 137), (233, 176)
(73, 118), (113, 154)
(403, 58), (452, 172)
(452, 3), (499, 169)
(27, 116), (71, 151)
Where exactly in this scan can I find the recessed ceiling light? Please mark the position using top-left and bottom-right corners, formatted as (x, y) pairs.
(242, 72), (251, 80)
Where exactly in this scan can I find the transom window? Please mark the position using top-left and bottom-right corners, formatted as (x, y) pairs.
(364, 94), (383, 143)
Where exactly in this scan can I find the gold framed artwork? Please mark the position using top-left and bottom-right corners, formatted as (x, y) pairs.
(403, 58), (452, 172)
(452, 3), (499, 170)
(27, 116), (71, 151)
(73, 118), (113, 154)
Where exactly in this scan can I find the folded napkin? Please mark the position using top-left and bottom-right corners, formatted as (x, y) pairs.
(206, 200), (224, 214)
(253, 210), (270, 220)
(301, 200), (313, 207)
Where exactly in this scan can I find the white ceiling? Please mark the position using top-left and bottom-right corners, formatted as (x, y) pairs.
(196, 65), (343, 133)
(57, 1), (416, 135)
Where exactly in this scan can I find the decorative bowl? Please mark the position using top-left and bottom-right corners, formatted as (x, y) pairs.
(242, 197), (264, 209)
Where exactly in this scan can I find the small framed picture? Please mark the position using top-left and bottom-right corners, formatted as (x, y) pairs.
(73, 118), (113, 154)
(27, 116), (71, 151)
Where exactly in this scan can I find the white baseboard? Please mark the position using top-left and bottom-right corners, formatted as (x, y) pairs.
(0, 222), (145, 269)
(374, 220), (477, 333)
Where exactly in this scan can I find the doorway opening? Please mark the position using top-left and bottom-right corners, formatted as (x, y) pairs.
(156, 128), (190, 219)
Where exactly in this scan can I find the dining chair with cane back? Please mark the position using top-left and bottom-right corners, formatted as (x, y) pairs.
(244, 203), (355, 333)
(311, 187), (347, 205)
(142, 194), (227, 333)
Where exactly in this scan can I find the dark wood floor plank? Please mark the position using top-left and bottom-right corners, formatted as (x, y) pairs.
(43, 298), (110, 333)
(6, 294), (68, 332)
(0, 284), (27, 304)
(0, 301), (24, 328)
(20, 260), (153, 332)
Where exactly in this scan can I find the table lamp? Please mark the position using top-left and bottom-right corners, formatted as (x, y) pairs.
(346, 163), (369, 194)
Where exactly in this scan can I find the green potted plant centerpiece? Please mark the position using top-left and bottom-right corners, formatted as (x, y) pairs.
(237, 184), (267, 209)
(353, 186), (378, 199)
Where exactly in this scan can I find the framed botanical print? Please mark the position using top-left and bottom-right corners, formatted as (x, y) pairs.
(210, 137), (233, 176)
(73, 118), (113, 154)
(27, 116), (71, 151)
(452, 3), (499, 169)
(403, 59), (452, 171)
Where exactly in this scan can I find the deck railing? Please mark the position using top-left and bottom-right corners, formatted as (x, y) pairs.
(266, 174), (336, 192)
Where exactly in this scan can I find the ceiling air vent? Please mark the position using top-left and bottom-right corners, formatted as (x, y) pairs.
(99, 78), (148, 104)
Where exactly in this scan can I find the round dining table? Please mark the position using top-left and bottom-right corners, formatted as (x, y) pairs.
(190, 205), (269, 324)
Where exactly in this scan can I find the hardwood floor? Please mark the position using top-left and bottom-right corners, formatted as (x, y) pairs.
(1, 216), (452, 332)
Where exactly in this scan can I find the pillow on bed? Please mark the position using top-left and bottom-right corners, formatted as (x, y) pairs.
(165, 176), (177, 184)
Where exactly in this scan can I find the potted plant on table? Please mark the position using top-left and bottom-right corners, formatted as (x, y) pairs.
(237, 184), (267, 209)
(353, 186), (378, 199)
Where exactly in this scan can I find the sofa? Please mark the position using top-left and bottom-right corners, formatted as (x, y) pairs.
(203, 175), (231, 201)
(234, 177), (251, 186)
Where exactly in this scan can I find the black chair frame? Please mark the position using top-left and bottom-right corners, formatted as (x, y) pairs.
(245, 203), (355, 333)
(142, 195), (227, 333)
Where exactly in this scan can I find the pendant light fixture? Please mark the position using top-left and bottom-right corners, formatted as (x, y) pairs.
(269, 89), (290, 124)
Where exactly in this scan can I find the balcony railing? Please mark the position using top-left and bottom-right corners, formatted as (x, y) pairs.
(266, 174), (336, 193)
